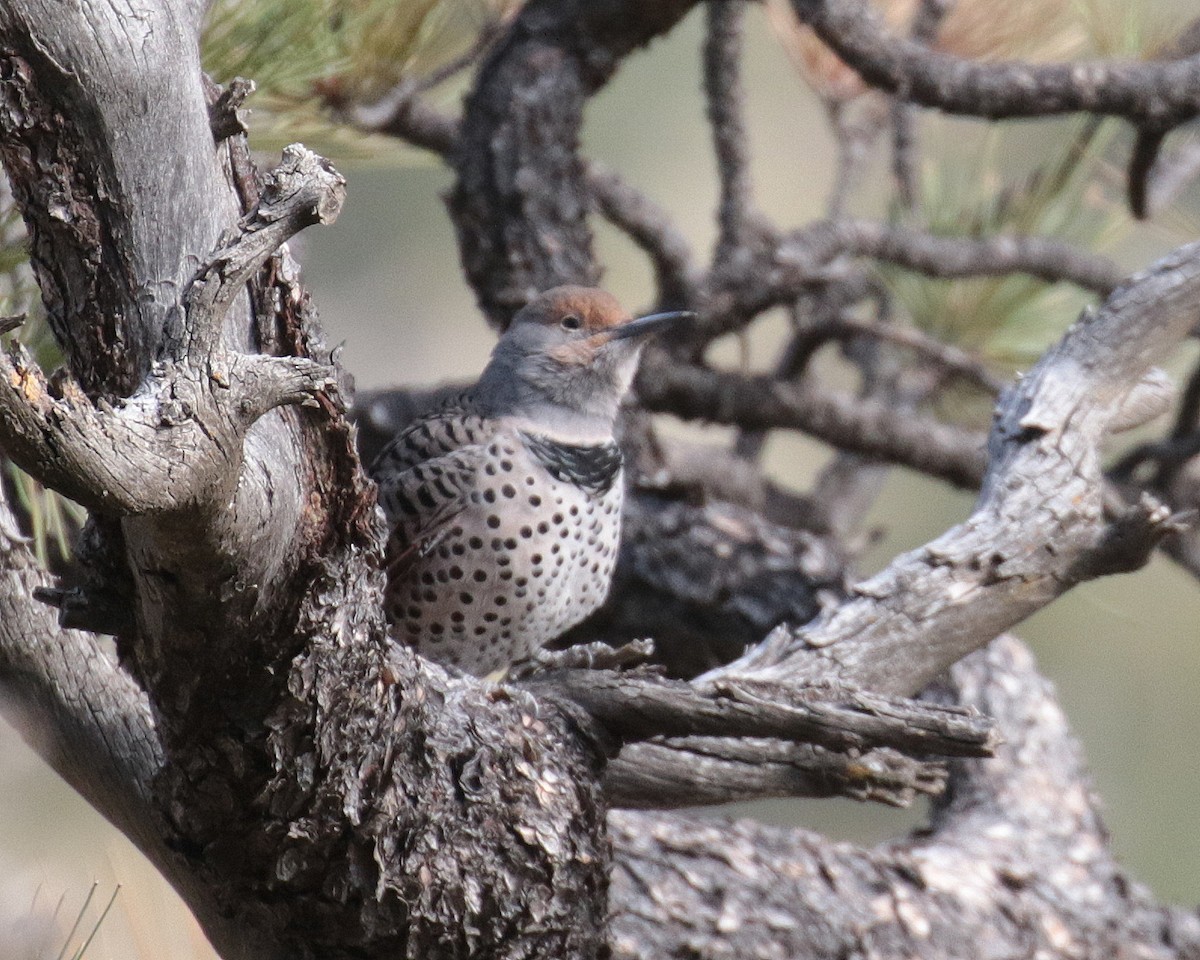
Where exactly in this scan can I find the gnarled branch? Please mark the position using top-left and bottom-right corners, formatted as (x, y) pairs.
(790, 0), (1200, 125)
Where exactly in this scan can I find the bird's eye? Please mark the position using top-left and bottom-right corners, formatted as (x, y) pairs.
(560, 315), (582, 331)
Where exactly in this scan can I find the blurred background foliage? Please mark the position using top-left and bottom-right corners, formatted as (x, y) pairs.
(0, 186), (85, 571)
(200, 0), (519, 159)
(2, 0), (1199, 954)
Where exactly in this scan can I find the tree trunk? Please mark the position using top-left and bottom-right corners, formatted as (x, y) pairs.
(2, 1), (1200, 958)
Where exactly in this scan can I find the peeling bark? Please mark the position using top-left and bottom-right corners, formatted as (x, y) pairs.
(2, 1), (1200, 958)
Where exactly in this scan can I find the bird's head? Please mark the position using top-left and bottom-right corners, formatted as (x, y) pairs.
(477, 286), (693, 436)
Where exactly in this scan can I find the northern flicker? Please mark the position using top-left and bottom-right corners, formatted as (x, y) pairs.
(372, 286), (692, 675)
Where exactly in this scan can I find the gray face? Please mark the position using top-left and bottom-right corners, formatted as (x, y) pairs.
(474, 286), (692, 431)
(502, 317), (644, 416)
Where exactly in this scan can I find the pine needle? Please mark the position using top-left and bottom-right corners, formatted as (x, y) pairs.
(70, 885), (121, 960)
(53, 882), (97, 960)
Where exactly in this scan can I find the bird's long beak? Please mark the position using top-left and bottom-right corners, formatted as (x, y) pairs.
(607, 309), (695, 342)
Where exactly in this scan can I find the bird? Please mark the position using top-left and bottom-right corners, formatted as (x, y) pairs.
(371, 286), (692, 675)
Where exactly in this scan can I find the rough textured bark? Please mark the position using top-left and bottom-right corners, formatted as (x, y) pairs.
(449, 0), (699, 326)
(3, 0), (1200, 958)
(0, 4), (612, 958)
(608, 636), (1200, 960)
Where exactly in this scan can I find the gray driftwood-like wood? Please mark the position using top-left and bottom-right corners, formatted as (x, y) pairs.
(3, 0), (1200, 958)
(608, 636), (1200, 959)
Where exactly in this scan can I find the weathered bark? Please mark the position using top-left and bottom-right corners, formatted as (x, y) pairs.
(437, 0), (1200, 952)
(608, 636), (1200, 959)
(449, 0), (699, 326)
(0, 4), (612, 958)
(3, 0), (1200, 958)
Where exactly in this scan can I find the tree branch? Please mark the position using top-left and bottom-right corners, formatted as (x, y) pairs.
(607, 635), (1200, 959)
(778, 218), (1121, 294)
(529, 668), (995, 756)
(0, 483), (160, 845)
(0, 147), (340, 516)
(449, 0), (701, 325)
(698, 218), (1119, 342)
(790, 0), (1200, 125)
(712, 241), (1200, 696)
(602, 244), (1197, 806)
(185, 144), (345, 356)
(890, 0), (954, 212)
(605, 737), (948, 808)
(637, 353), (988, 488)
(704, 0), (756, 264)
(0, 479), (247, 958)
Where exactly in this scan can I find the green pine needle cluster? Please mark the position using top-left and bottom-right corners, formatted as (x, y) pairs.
(884, 118), (1122, 369)
(882, 0), (1195, 394)
(200, 0), (512, 160)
